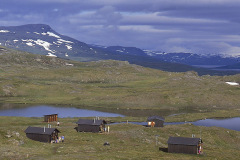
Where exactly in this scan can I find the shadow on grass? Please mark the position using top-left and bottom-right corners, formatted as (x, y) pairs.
(74, 127), (78, 132)
(159, 147), (168, 152)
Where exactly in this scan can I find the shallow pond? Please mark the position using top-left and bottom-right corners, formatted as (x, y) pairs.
(0, 105), (124, 118)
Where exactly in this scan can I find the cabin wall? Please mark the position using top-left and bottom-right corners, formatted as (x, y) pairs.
(78, 124), (100, 133)
(168, 144), (198, 154)
(155, 120), (164, 127)
(44, 114), (58, 122)
(26, 133), (51, 143)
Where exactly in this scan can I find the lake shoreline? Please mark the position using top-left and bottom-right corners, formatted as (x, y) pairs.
(1, 103), (240, 123)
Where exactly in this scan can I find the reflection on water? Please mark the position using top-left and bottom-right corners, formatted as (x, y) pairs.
(192, 117), (240, 131)
(165, 117), (240, 131)
(111, 118), (240, 131)
(0, 103), (199, 117)
(0, 105), (124, 118)
(1, 104), (239, 131)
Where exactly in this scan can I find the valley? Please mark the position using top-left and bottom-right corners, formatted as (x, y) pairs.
(0, 44), (240, 159)
(1, 24), (240, 76)
(1, 46), (240, 112)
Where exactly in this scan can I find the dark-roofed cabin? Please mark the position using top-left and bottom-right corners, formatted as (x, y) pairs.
(44, 114), (58, 122)
(168, 137), (203, 154)
(25, 126), (60, 143)
(76, 119), (106, 133)
(147, 116), (165, 127)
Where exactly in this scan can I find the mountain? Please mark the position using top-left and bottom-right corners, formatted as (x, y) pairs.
(1, 24), (240, 76)
(0, 24), (100, 59)
(143, 51), (240, 66)
(215, 63), (240, 70)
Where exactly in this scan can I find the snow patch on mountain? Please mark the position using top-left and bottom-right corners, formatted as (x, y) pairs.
(143, 49), (166, 56)
(0, 30), (9, 33)
(225, 82), (239, 86)
(66, 44), (72, 50)
(116, 50), (124, 53)
(26, 42), (35, 46)
(46, 53), (57, 57)
(57, 39), (73, 44)
(41, 32), (61, 38)
(34, 39), (52, 52)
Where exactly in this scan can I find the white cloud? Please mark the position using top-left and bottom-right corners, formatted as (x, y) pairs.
(2, 0), (240, 57)
(119, 25), (179, 33)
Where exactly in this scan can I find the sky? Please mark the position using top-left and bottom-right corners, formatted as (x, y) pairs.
(1, 0), (240, 57)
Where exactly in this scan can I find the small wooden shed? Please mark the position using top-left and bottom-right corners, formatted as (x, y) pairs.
(25, 126), (60, 143)
(147, 116), (165, 127)
(167, 137), (203, 154)
(76, 119), (106, 133)
(44, 114), (58, 122)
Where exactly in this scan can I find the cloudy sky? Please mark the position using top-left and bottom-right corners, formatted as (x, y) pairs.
(1, 0), (240, 56)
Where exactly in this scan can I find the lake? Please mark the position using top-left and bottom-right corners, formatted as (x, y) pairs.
(111, 118), (240, 131)
(192, 65), (240, 72)
(0, 104), (239, 131)
(0, 105), (124, 118)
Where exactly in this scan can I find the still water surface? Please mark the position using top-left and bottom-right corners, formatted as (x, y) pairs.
(0, 105), (124, 117)
(112, 118), (240, 131)
(0, 105), (239, 131)
(165, 117), (240, 131)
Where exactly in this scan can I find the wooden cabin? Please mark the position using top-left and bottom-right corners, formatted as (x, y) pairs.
(167, 137), (203, 154)
(44, 114), (58, 122)
(76, 119), (106, 133)
(25, 126), (60, 143)
(147, 116), (165, 127)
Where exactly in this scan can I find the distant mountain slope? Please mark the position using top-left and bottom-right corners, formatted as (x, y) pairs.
(0, 24), (98, 58)
(1, 24), (240, 76)
(92, 45), (240, 65)
(215, 62), (240, 70)
(0, 45), (79, 68)
(143, 51), (240, 65)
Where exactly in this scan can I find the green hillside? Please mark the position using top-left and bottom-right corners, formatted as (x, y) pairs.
(1, 46), (240, 115)
(1, 46), (240, 160)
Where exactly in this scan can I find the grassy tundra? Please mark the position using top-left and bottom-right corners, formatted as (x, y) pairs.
(0, 46), (240, 159)
(0, 46), (240, 114)
(0, 116), (240, 160)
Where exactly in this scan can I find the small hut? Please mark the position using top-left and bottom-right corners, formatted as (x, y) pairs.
(147, 116), (165, 127)
(44, 114), (58, 122)
(76, 119), (106, 133)
(167, 137), (203, 154)
(25, 126), (60, 143)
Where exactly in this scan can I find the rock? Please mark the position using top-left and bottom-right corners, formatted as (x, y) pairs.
(103, 142), (110, 146)
(5, 135), (12, 138)
(15, 132), (20, 137)
(19, 140), (24, 145)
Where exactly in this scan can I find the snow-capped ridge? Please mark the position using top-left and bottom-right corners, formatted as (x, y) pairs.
(0, 30), (9, 33)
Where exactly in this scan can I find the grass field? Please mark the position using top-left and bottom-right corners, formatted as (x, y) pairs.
(0, 46), (240, 159)
(0, 116), (240, 160)
(1, 46), (240, 113)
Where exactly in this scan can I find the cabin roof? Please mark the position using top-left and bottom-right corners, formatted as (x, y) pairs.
(147, 116), (165, 121)
(44, 114), (58, 116)
(76, 119), (106, 126)
(167, 137), (202, 146)
(24, 126), (60, 135)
